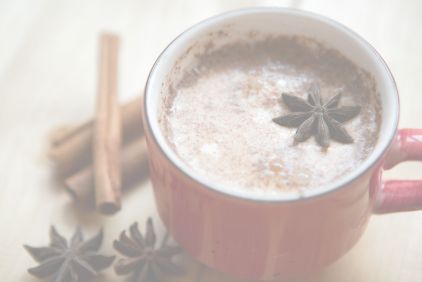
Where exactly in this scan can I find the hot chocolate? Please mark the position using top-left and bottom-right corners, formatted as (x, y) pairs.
(159, 35), (382, 195)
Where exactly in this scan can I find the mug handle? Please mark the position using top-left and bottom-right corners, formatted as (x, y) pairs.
(374, 129), (422, 214)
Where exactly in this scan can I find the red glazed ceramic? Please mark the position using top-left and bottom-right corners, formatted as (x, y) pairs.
(142, 8), (422, 280)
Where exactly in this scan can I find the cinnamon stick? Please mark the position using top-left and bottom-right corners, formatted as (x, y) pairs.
(49, 122), (92, 147)
(48, 96), (143, 177)
(65, 139), (148, 201)
(94, 33), (121, 214)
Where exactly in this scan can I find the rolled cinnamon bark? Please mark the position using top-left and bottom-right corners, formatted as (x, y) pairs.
(94, 33), (121, 214)
(65, 139), (148, 202)
(48, 96), (143, 177)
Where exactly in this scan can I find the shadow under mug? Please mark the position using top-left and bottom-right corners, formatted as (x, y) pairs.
(142, 8), (422, 280)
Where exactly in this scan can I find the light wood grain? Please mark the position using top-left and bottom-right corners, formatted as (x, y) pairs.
(0, 0), (421, 281)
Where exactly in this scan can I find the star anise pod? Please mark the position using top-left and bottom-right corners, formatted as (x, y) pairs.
(113, 218), (185, 282)
(272, 84), (361, 147)
(24, 226), (115, 282)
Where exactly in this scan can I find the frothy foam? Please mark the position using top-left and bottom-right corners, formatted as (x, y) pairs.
(160, 36), (381, 196)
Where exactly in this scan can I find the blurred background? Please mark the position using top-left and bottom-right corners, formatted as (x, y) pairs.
(0, 0), (421, 281)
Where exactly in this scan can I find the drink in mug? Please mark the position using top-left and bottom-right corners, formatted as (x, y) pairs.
(160, 35), (382, 197)
(143, 8), (422, 280)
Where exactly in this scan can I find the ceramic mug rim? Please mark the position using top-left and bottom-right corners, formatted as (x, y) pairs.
(143, 7), (399, 203)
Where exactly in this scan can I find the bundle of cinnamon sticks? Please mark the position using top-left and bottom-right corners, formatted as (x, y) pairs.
(48, 33), (148, 215)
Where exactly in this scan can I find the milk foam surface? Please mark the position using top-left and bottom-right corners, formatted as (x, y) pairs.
(160, 36), (381, 195)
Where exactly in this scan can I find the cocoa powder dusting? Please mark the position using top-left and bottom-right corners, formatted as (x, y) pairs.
(160, 35), (382, 196)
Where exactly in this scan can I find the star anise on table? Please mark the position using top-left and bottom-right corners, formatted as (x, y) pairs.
(113, 218), (185, 282)
(272, 84), (361, 148)
(24, 226), (115, 282)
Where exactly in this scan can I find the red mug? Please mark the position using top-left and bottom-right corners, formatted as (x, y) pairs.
(142, 8), (422, 280)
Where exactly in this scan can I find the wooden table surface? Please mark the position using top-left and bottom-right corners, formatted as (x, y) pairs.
(1, 0), (422, 281)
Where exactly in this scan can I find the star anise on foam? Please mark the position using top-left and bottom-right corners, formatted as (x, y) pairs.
(113, 218), (185, 282)
(24, 226), (115, 282)
(272, 84), (361, 148)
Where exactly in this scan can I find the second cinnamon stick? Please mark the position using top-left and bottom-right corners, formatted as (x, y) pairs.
(48, 96), (143, 177)
(65, 139), (148, 202)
